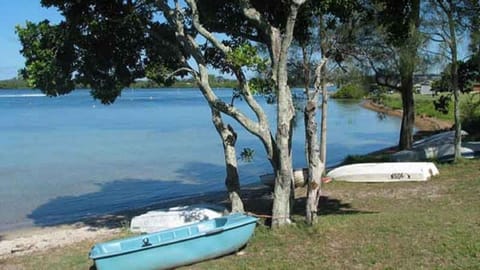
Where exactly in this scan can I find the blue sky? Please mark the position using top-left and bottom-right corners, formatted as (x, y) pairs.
(0, 1), (471, 81)
(0, 1), (62, 80)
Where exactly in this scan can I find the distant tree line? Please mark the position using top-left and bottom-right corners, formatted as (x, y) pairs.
(0, 75), (238, 89)
(0, 78), (29, 89)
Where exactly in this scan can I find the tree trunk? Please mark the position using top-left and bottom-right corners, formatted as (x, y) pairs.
(452, 59), (462, 161)
(447, 3), (462, 161)
(211, 108), (244, 213)
(271, 18), (297, 228)
(399, 77), (415, 150)
(304, 97), (322, 224)
(271, 68), (295, 227)
(237, 0), (306, 228)
(397, 0), (420, 150)
(319, 50), (328, 165)
(305, 54), (328, 224)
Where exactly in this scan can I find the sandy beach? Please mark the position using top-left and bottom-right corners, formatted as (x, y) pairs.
(0, 185), (272, 259)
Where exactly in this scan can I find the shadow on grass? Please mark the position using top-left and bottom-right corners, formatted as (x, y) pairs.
(240, 190), (374, 227)
(294, 196), (376, 216)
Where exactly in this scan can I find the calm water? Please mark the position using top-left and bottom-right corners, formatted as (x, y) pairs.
(0, 88), (401, 231)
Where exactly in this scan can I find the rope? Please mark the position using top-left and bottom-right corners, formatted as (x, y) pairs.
(246, 212), (291, 220)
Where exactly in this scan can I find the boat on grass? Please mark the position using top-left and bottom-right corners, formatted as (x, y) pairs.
(130, 203), (226, 233)
(392, 130), (480, 162)
(90, 213), (257, 270)
(260, 168), (308, 187)
(326, 162), (439, 182)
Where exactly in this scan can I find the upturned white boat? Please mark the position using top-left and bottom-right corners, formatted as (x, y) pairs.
(326, 162), (439, 182)
(259, 168), (308, 187)
(130, 204), (226, 233)
(392, 130), (480, 162)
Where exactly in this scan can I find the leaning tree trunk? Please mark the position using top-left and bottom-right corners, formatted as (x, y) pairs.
(210, 108), (244, 213)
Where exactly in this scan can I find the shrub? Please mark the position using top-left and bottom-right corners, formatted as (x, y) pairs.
(332, 83), (366, 99)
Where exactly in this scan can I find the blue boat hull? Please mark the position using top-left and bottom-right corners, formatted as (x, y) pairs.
(90, 213), (257, 270)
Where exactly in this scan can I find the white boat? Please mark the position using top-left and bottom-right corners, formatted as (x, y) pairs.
(259, 168), (308, 187)
(130, 204), (226, 233)
(326, 162), (439, 182)
(392, 130), (480, 162)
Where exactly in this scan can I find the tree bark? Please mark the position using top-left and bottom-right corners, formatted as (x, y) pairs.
(399, 75), (415, 149)
(398, 0), (420, 150)
(305, 56), (328, 224)
(271, 30), (295, 226)
(304, 95), (322, 223)
(270, 1), (304, 227)
(211, 108), (244, 213)
(447, 1), (462, 161)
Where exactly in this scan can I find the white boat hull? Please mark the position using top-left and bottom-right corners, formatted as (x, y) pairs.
(259, 168), (307, 187)
(392, 130), (480, 162)
(326, 162), (439, 182)
(130, 204), (226, 233)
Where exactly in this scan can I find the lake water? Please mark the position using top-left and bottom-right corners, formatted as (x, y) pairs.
(0, 88), (401, 232)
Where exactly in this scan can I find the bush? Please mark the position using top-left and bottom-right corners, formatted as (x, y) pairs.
(461, 93), (480, 135)
(332, 84), (366, 99)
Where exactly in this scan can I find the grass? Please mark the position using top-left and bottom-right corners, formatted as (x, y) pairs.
(381, 92), (480, 123)
(381, 93), (455, 121)
(1, 160), (479, 269)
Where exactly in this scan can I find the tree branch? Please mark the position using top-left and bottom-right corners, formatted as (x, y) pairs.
(165, 67), (197, 79)
(185, 0), (231, 54)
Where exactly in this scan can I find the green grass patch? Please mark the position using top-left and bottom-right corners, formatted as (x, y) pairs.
(381, 92), (480, 135)
(381, 93), (455, 121)
(2, 160), (480, 270)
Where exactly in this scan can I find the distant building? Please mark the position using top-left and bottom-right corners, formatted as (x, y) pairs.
(413, 74), (441, 84)
(419, 81), (434, 95)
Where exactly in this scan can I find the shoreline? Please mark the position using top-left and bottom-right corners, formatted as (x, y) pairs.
(361, 99), (453, 132)
(0, 184), (271, 258)
(1, 99), (451, 259)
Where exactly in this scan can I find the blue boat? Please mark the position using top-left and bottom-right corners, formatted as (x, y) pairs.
(89, 213), (258, 270)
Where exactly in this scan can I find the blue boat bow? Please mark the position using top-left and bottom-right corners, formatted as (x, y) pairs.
(90, 213), (258, 270)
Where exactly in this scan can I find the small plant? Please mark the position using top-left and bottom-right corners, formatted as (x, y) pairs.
(240, 148), (255, 162)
